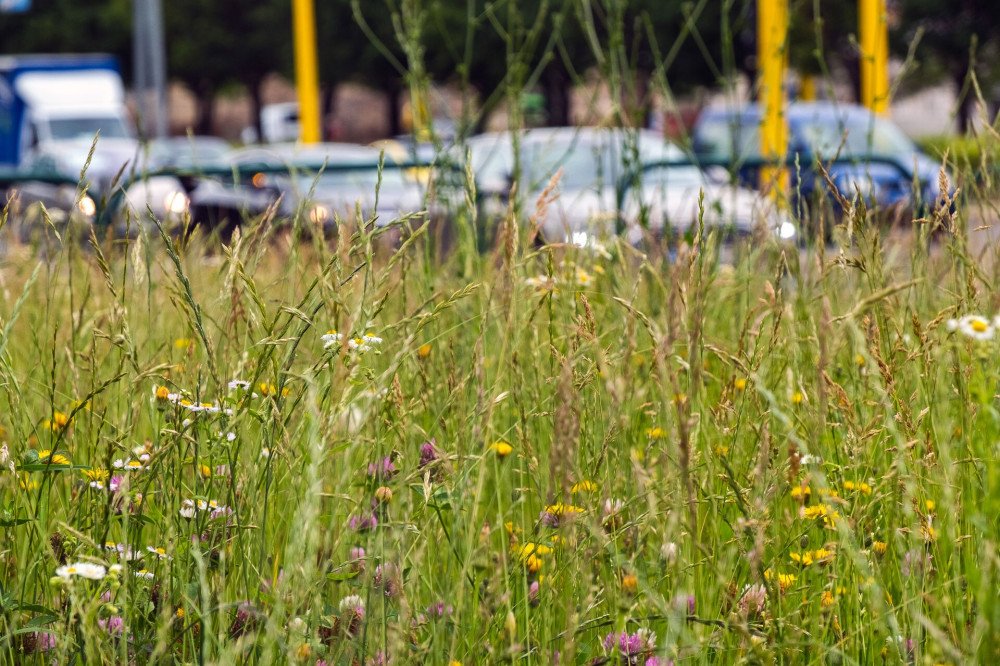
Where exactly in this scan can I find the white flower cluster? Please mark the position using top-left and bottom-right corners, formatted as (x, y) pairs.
(322, 330), (384, 353)
(104, 542), (141, 561)
(227, 379), (259, 397)
(113, 456), (149, 471)
(55, 562), (108, 581)
(153, 386), (233, 415)
(179, 498), (230, 520)
(946, 314), (999, 341)
(338, 594), (365, 614)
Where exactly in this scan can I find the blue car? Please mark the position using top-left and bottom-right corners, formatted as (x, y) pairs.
(691, 102), (949, 217)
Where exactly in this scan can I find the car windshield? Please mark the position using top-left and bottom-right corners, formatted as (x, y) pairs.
(794, 114), (916, 157)
(522, 131), (677, 192)
(295, 167), (409, 193)
(637, 165), (706, 188)
(47, 116), (132, 141)
(695, 110), (917, 161)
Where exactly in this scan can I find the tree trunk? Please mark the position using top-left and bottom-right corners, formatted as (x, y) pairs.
(195, 80), (215, 136)
(247, 76), (264, 143)
(955, 65), (974, 134)
(321, 82), (337, 141)
(385, 79), (402, 137)
(543, 67), (571, 127)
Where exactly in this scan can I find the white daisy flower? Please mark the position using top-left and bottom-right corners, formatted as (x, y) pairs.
(134, 569), (154, 580)
(228, 379), (251, 391)
(179, 499), (196, 519)
(956, 315), (994, 341)
(322, 330), (344, 349)
(146, 546), (171, 560)
(55, 562), (107, 581)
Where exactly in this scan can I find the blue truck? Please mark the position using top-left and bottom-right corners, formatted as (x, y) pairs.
(0, 54), (191, 230)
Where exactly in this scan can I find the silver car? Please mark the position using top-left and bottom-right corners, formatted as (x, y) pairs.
(468, 127), (794, 247)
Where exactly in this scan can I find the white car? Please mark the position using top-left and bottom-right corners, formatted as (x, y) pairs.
(467, 127), (795, 247)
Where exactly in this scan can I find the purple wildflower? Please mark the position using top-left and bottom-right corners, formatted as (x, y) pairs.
(35, 632), (56, 651)
(349, 513), (378, 532)
(602, 629), (658, 665)
(99, 616), (124, 635)
(367, 457), (396, 480)
(419, 440), (438, 467)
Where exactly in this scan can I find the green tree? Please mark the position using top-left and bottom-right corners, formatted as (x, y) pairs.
(892, 0), (1000, 132)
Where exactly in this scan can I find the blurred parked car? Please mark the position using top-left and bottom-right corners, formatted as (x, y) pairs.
(467, 127), (794, 247)
(0, 168), (96, 244)
(691, 102), (949, 217)
(178, 143), (431, 234)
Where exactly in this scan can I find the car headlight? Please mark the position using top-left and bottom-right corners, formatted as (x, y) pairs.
(164, 191), (190, 215)
(309, 203), (331, 224)
(77, 195), (97, 218)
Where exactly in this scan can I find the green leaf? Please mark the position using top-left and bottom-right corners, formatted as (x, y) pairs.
(325, 571), (359, 582)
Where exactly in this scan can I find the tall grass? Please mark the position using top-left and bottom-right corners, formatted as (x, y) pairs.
(3, 2), (1000, 664)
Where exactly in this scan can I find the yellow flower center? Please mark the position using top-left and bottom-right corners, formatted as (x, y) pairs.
(972, 319), (989, 332)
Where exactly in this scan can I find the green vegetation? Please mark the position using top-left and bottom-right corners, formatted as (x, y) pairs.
(2, 155), (1000, 663)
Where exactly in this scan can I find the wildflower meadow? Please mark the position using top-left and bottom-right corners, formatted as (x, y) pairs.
(3, 158), (1000, 666)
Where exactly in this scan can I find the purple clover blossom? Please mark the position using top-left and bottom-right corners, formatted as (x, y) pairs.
(425, 602), (453, 618)
(367, 457), (396, 480)
(35, 632), (56, 651)
(902, 549), (932, 578)
(419, 440), (438, 467)
(349, 513), (378, 532)
(602, 629), (658, 666)
(540, 508), (560, 528)
(98, 616), (125, 635)
(109, 475), (125, 492)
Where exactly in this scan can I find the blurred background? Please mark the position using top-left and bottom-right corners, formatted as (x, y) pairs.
(2, 0), (996, 144)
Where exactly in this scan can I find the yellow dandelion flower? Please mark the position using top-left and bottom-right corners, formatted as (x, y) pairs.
(174, 338), (193, 349)
(524, 554), (543, 573)
(43, 412), (72, 432)
(418, 344), (432, 358)
(18, 474), (39, 491)
(843, 480), (872, 495)
(764, 569), (797, 592)
(645, 427), (666, 439)
(155, 386), (170, 401)
(872, 541), (887, 556)
(734, 377), (747, 390)
(490, 441), (513, 458)
(821, 590), (835, 607)
(790, 485), (811, 500)
(621, 574), (638, 594)
(792, 391), (804, 405)
(175, 607), (185, 619)
(802, 504), (828, 520)
(199, 464), (212, 478)
(855, 354), (865, 367)
(543, 503), (584, 517)
(714, 445), (729, 457)
(37, 450), (70, 465)
(571, 480), (597, 494)
(81, 468), (109, 483)
(925, 499), (935, 512)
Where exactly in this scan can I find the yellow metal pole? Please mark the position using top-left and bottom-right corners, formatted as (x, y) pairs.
(292, 0), (321, 143)
(758, 0), (788, 195)
(859, 0), (889, 114)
